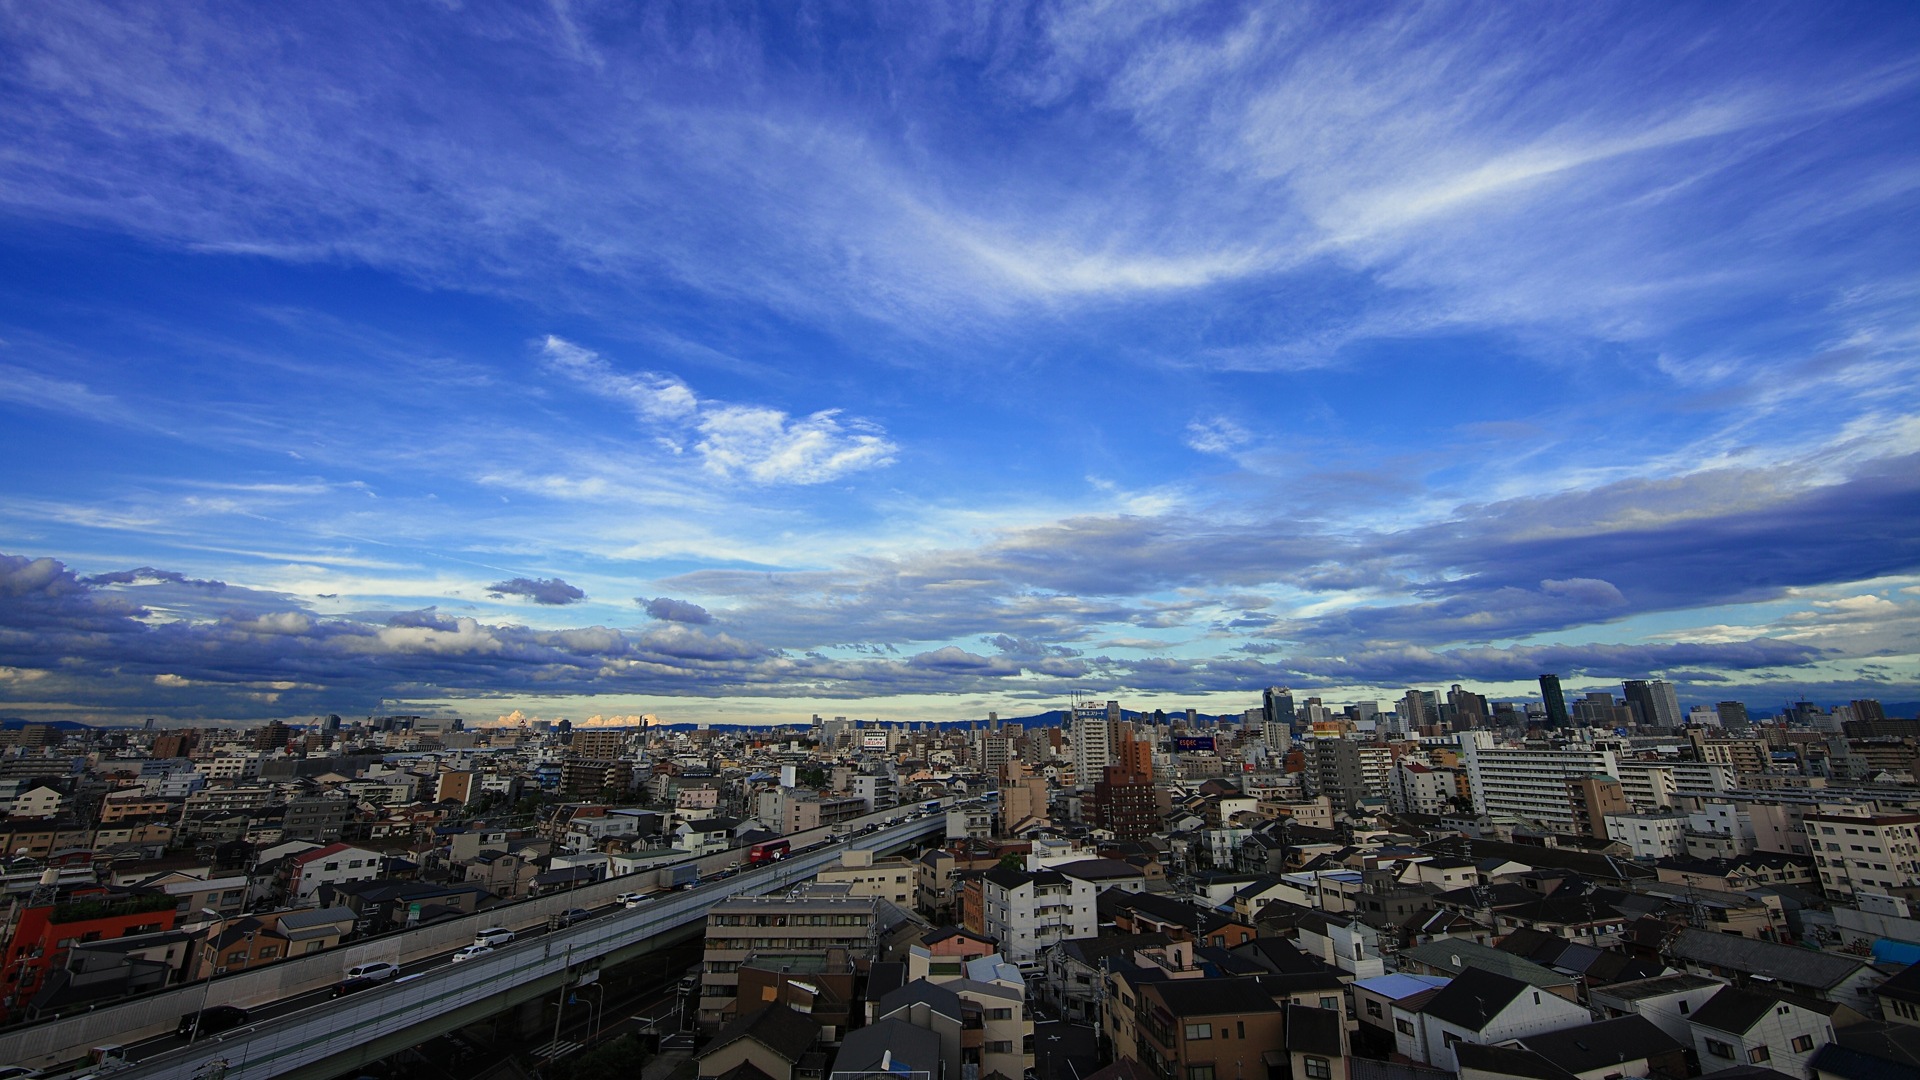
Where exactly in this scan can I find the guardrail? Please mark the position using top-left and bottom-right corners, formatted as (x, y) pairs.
(103, 815), (944, 1080)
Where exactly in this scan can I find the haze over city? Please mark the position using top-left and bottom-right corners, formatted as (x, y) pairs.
(1, 3), (1917, 725)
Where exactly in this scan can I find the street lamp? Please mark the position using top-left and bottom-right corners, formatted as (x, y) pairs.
(575, 981), (606, 1047)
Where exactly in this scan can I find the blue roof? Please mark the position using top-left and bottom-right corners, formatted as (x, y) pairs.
(1872, 939), (1920, 966)
(1354, 973), (1451, 999)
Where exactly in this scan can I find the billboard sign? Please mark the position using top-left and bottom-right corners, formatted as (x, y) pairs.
(1174, 735), (1214, 753)
(861, 731), (889, 751)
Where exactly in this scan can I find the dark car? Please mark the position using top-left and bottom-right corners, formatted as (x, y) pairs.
(331, 975), (386, 998)
(177, 1005), (250, 1038)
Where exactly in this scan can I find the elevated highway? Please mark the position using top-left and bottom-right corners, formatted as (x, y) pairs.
(0, 808), (951, 1080)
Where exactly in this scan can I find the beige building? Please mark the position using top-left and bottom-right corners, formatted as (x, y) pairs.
(814, 849), (915, 906)
(1808, 811), (1920, 904)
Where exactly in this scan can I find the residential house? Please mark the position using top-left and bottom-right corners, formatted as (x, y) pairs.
(1416, 967), (1592, 1071)
(1589, 972), (1730, 1045)
(695, 1003), (822, 1080)
(1511, 1016), (1689, 1080)
(1665, 928), (1881, 1014)
(1690, 985), (1845, 1076)
(1287, 1004), (1349, 1080)
(287, 843), (385, 903)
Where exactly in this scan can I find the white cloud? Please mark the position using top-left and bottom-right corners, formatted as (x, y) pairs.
(542, 336), (896, 486)
(1184, 416), (1251, 455)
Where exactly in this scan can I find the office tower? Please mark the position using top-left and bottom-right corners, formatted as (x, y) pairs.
(1851, 700), (1888, 724)
(1716, 701), (1749, 726)
(1623, 680), (1681, 729)
(1263, 686), (1296, 729)
(1447, 685), (1489, 729)
(1399, 689), (1438, 728)
(1539, 674), (1571, 729)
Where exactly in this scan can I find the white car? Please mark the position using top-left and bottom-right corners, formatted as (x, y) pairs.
(473, 927), (515, 947)
(617, 892), (650, 907)
(345, 961), (399, 982)
(450, 945), (493, 963)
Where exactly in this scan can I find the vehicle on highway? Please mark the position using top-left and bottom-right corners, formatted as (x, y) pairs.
(450, 944), (493, 963)
(617, 892), (650, 907)
(0, 1065), (42, 1079)
(331, 975), (386, 998)
(745, 839), (790, 865)
(176, 1005), (250, 1038)
(346, 961), (400, 982)
(559, 907), (592, 925)
(473, 926), (515, 947)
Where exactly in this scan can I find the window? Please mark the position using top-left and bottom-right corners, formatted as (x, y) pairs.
(1748, 1047), (1770, 1064)
(1237, 1022), (1245, 1039)
(1678, 1000), (1690, 1015)
(1443, 1033), (1461, 1050)
(1321, 997), (1340, 1011)
(1396, 1019), (1414, 1035)
(989, 1008), (1012, 1020)
(1366, 1000), (1383, 1018)
(1706, 1040), (1734, 1059)
(987, 1042), (1013, 1054)
(1791, 1036), (1813, 1053)
(1184, 1024), (1212, 1040)
(1304, 1058), (1331, 1080)
(1187, 1068), (1214, 1080)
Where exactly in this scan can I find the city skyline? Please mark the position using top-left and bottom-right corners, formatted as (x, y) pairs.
(1, 4), (1917, 724)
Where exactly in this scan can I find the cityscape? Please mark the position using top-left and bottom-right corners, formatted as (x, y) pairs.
(1, 4), (1919, 1080)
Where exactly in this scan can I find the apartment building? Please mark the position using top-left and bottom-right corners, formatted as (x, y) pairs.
(697, 895), (882, 1029)
(814, 849), (915, 906)
(1807, 812), (1920, 904)
(1605, 812), (1690, 859)
(1464, 743), (1618, 832)
(978, 867), (1097, 963)
(1134, 978), (1286, 1080)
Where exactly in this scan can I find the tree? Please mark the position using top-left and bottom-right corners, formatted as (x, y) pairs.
(997, 852), (1025, 873)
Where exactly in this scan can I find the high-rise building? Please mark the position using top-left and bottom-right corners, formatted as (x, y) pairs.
(1263, 686), (1296, 729)
(1850, 699), (1888, 724)
(1447, 685), (1489, 729)
(1623, 680), (1681, 729)
(1539, 674), (1571, 729)
(1400, 690), (1437, 728)
(1304, 738), (1367, 811)
(1716, 701), (1750, 726)
(1071, 703), (1111, 790)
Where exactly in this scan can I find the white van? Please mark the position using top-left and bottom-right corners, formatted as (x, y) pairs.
(345, 961), (399, 982)
(473, 927), (515, 947)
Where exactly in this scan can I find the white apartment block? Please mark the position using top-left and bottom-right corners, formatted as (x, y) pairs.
(1807, 812), (1920, 904)
(1464, 742), (1618, 832)
(1606, 812), (1690, 859)
(980, 867), (1098, 963)
(1390, 760), (1453, 816)
(1615, 761), (1734, 811)
(1071, 716), (1110, 791)
(1358, 746), (1396, 801)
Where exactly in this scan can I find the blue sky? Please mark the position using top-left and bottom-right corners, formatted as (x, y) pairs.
(1, 2), (1917, 725)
